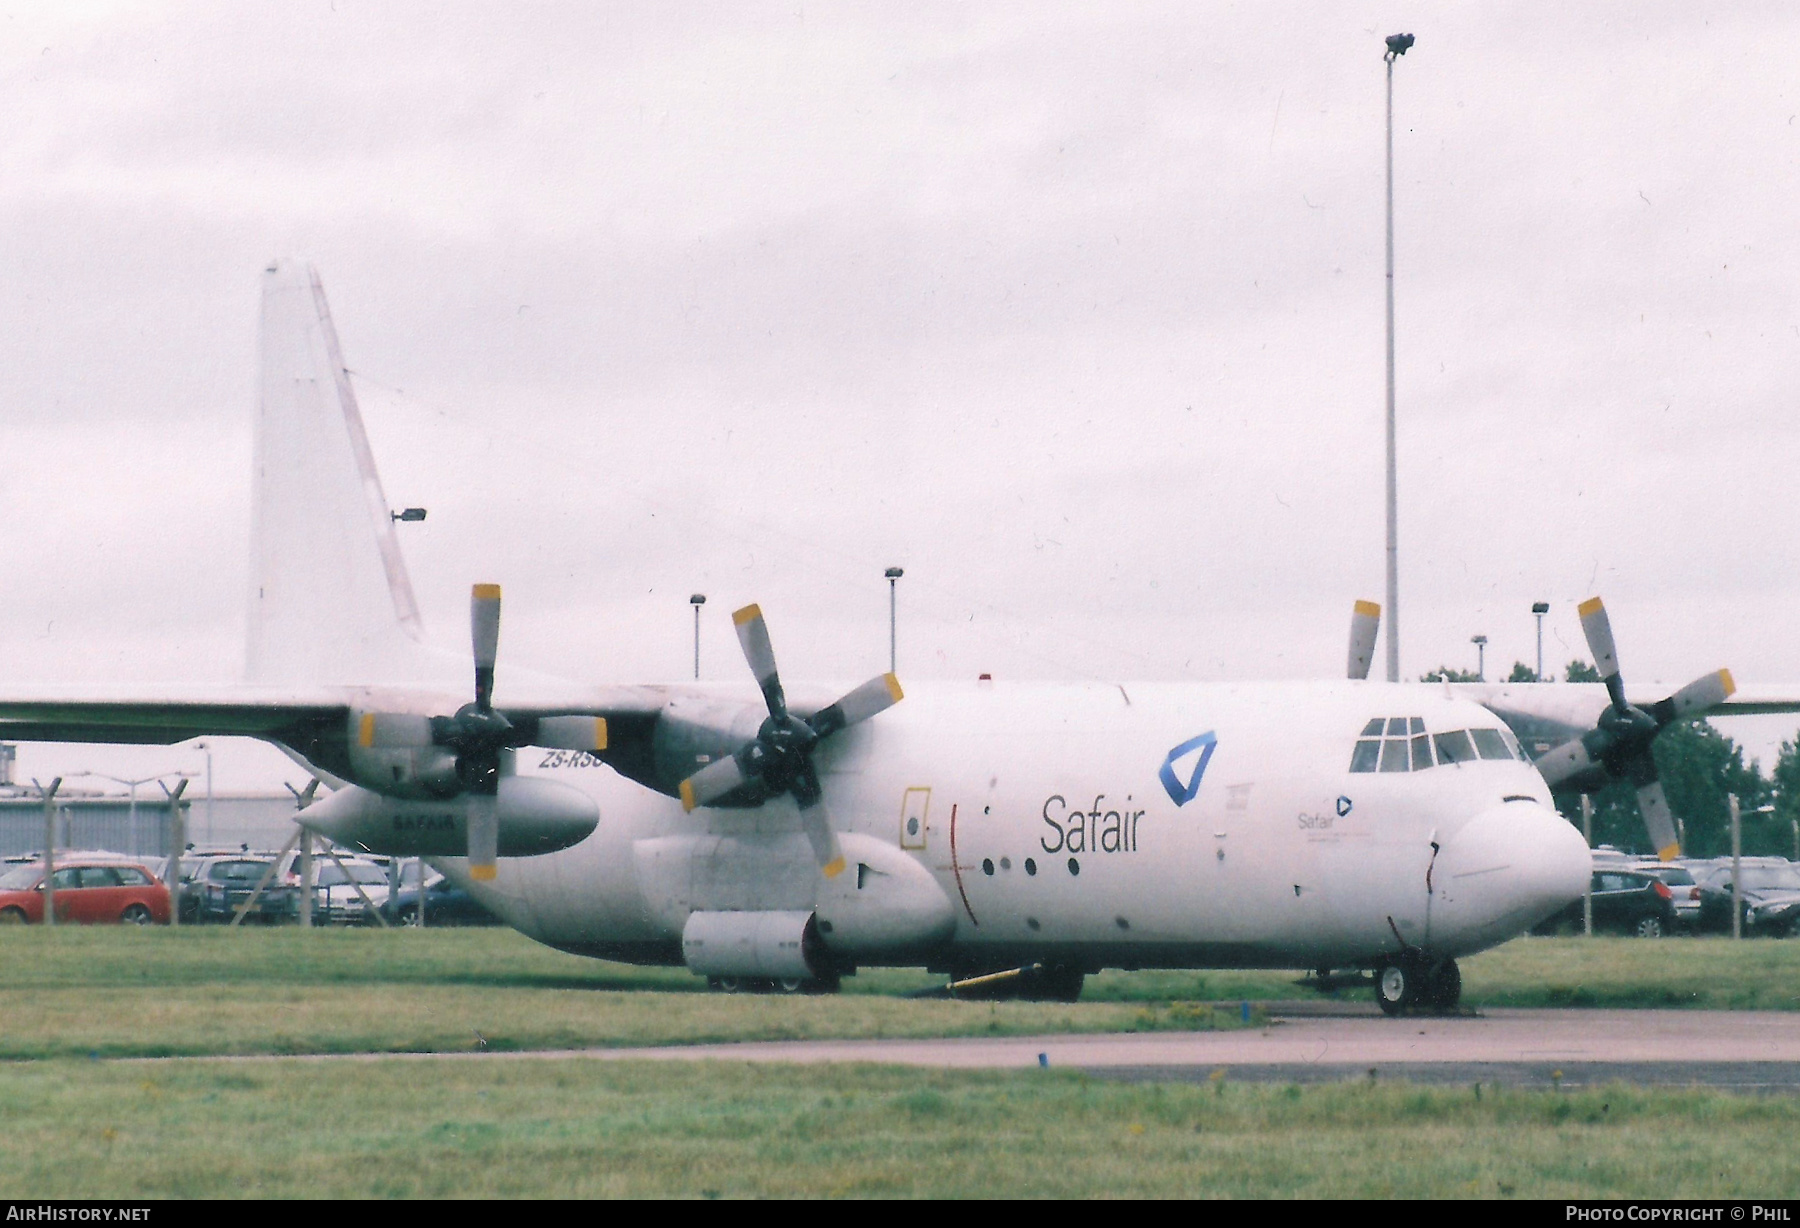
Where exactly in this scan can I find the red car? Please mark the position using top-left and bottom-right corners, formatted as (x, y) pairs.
(0, 858), (172, 925)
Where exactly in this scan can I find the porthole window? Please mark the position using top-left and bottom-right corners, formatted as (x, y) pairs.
(981, 858), (994, 876)
(1068, 857), (1080, 876)
(1024, 858), (1037, 876)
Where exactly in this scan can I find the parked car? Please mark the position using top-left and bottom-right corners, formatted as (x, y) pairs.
(1537, 868), (1676, 937)
(0, 858), (171, 925)
(1630, 861), (1703, 930)
(264, 848), (392, 925)
(1693, 860), (1800, 936)
(380, 876), (502, 927)
(194, 856), (287, 924)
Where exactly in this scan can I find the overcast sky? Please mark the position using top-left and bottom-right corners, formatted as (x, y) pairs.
(2, 3), (1798, 793)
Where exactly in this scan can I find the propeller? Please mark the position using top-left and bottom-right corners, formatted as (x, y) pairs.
(1533, 596), (1735, 862)
(678, 603), (903, 879)
(356, 584), (608, 880)
(1348, 600), (1381, 681)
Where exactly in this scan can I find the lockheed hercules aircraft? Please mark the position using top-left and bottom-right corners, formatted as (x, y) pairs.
(3, 263), (1786, 1014)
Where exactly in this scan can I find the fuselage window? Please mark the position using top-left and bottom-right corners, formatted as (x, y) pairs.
(1470, 728), (1514, 760)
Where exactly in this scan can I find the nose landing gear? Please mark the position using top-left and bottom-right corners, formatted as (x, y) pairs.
(1374, 955), (1461, 1016)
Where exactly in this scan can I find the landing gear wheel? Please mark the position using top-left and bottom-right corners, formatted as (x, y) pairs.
(1422, 958), (1462, 1013)
(713, 977), (746, 994)
(775, 977), (808, 994)
(1375, 959), (1418, 1016)
(1634, 916), (1665, 939)
(1027, 966), (1086, 1003)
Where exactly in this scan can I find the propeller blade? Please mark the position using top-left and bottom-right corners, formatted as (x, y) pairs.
(799, 795), (847, 879)
(535, 715), (608, 752)
(1534, 734), (1599, 789)
(357, 712), (435, 748)
(1661, 669), (1737, 722)
(471, 583), (502, 712)
(1578, 596), (1628, 711)
(1636, 779), (1681, 862)
(733, 603), (787, 720)
(679, 753), (749, 813)
(808, 673), (904, 739)
(468, 793), (498, 881)
(1347, 600), (1381, 681)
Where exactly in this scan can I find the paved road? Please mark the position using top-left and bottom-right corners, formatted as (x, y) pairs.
(573, 1008), (1800, 1090)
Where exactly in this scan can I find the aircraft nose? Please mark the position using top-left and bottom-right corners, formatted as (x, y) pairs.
(1431, 799), (1591, 956)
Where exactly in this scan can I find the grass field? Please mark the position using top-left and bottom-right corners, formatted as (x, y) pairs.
(2, 929), (1799, 1197)
(2, 1059), (1797, 1198)
(0, 928), (1796, 1060)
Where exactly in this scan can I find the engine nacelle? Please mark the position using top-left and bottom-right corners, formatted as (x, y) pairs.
(298, 775), (598, 858)
(345, 710), (462, 798)
(681, 909), (821, 980)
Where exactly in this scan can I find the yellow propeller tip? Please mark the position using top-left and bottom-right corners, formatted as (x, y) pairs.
(732, 603), (762, 626)
(1656, 843), (1681, 863)
(1578, 596), (1605, 617)
(822, 857), (847, 879)
(1719, 668), (1737, 699)
(472, 583), (502, 600)
(470, 865), (497, 882)
(358, 712), (375, 748)
(885, 673), (904, 702)
(679, 780), (697, 813)
(1353, 600), (1381, 617)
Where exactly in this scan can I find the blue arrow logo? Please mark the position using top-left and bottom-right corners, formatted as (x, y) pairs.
(1158, 731), (1218, 806)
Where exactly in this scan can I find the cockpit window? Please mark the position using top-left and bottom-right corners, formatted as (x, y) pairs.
(1351, 718), (1518, 772)
(1433, 730), (1477, 764)
(1470, 728), (1514, 760)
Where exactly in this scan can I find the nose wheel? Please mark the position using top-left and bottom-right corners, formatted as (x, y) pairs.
(1374, 956), (1461, 1016)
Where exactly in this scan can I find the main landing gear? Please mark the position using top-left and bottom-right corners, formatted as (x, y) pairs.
(1373, 955), (1461, 1016)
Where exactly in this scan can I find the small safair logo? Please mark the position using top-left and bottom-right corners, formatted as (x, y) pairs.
(1158, 731), (1218, 806)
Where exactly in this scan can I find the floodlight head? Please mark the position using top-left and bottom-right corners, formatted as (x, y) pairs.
(690, 594), (706, 606)
(391, 507), (427, 522)
(1385, 33), (1415, 58)
(1471, 635), (1488, 646)
(1531, 602), (1550, 615)
(885, 567), (904, 580)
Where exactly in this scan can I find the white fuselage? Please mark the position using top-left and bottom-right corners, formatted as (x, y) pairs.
(404, 679), (1591, 975)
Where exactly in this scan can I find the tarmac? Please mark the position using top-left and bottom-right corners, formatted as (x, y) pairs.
(566, 1006), (1800, 1090)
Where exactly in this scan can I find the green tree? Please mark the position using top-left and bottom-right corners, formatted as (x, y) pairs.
(1506, 661), (1540, 683)
(1419, 667), (1481, 683)
(1767, 735), (1800, 859)
(1565, 659), (1601, 683)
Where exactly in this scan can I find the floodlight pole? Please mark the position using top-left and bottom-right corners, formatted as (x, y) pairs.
(885, 568), (904, 674)
(1382, 34), (1413, 682)
(690, 594), (706, 680)
(1532, 602), (1549, 681)
(1471, 635), (1487, 682)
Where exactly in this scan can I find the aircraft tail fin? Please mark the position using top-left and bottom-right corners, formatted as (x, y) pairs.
(245, 260), (446, 687)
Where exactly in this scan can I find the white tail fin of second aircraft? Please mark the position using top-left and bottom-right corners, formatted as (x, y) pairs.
(246, 260), (450, 687)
